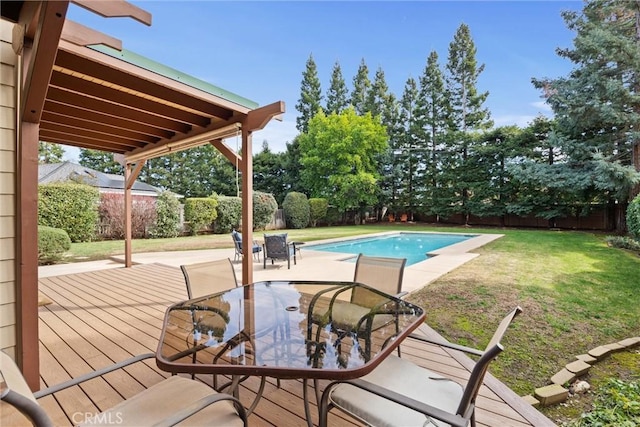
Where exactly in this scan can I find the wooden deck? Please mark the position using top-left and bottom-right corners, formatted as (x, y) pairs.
(3, 264), (554, 426)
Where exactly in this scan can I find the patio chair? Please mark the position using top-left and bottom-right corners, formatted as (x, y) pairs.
(262, 233), (296, 269)
(181, 258), (238, 299)
(311, 255), (407, 357)
(180, 258), (280, 400)
(0, 352), (247, 427)
(231, 229), (262, 262)
(319, 306), (523, 427)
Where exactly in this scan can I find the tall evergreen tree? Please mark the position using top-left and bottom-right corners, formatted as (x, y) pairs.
(366, 67), (390, 118)
(416, 51), (449, 217)
(253, 141), (288, 205)
(397, 77), (422, 220)
(325, 61), (349, 114)
(295, 54), (323, 133)
(38, 142), (64, 164)
(444, 23), (493, 223)
(377, 93), (403, 217)
(532, 0), (640, 216)
(350, 59), (371, 116)
(79, 148), (123, 173)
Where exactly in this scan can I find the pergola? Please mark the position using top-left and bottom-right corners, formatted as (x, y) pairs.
(3, 0), (284, 388)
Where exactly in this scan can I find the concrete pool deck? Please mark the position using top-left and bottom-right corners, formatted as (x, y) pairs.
(39, 231), (503, 294)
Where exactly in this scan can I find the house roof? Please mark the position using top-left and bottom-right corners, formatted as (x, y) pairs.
(38, 162), (162, 195)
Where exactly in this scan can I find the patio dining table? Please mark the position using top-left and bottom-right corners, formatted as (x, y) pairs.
(155, 280), (425, 426)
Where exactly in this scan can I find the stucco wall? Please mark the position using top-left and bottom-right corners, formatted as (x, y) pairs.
(0, 19), (17, 358)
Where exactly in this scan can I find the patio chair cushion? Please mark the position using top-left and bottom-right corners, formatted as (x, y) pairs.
(80, 375), (244, 427)
(320, 300), (394, 332)
(327, 355), (463, 427)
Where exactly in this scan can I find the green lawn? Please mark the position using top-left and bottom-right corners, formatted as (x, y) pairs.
(66, 224), (639, 423)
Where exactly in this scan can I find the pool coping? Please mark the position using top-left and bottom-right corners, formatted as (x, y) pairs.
(300, 231), (504, 294)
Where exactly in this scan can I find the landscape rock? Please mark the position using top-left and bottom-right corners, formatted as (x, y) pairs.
(570, 380), (590, 394)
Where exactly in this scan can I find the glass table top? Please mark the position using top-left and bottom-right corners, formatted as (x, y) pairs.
(156, 280), (425, 380)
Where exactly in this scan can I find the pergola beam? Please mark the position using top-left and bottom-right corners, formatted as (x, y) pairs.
(21, 1), (69, 123)
(72, 0), (152, 26)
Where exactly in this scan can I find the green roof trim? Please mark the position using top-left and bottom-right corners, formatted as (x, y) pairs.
(89, 44), (259, 109)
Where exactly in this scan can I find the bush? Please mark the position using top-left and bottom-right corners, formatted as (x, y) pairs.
(214, 196), (242, 233)
(149, 192), (181, 238)
(253, 191), (278, 231)
(309, 198), (328, 227)
(627, 194), (640, 239)
(184, 197), (218, 235)
(283, 192), (310, 229)
(38, 183), (99, 242)
(605, 235), (640, 253)
(98, 194), (156, 239)
(38, 226), (71, 265)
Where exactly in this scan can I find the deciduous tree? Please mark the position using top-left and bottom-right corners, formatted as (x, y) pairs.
(299, 108), (388, 217)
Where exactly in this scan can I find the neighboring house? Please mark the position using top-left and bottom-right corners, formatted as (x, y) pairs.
(38, 162), (163, 197)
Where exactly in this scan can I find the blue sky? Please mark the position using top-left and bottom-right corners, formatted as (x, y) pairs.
(63, 0), (582, 160)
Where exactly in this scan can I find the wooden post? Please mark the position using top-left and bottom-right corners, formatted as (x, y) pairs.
(17, 122), (40, 390)
(241, 127), (253, 286)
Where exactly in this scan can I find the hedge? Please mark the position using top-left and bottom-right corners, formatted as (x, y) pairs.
(253, 191), (278, 231)
(184, 197), (218, 235)
(150, 191), (181, 238)
(627, 194), (640, 239)
(38, 183), (99, 242)
(38, 225), (71, 264)
(214, 196), (242, 233)
(283, 192), (310, 229)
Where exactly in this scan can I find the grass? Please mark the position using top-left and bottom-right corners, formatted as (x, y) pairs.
(63, 224), (640, 424)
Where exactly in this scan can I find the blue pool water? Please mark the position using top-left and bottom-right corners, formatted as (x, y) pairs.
(305, 232), (474, 266)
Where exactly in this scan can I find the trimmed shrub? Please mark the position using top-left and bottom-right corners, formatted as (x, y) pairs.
(98, 194), (156, 239)
(627, 194), (640, 239)
(253, 191), (278, 231)
(150, 192), (181, 238)
(38, 183), (99, 242)
(283, 192), (310, 229)
(38, 225), (71, 265)
(184, 197), (218, 235)
(309, 198), (328, 227)
(214, 196), (242, 233)
(605, 235), (640, 253)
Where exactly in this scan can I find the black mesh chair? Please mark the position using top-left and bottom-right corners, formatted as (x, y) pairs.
(262, 234), (296, 269)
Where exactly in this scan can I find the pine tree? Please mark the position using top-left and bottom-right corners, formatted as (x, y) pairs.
(79, 148), (123, 173)
(295, 54), (323, 133)
(416, 51), (449, 217)
(366, 67), (390, 118)
(325, 61), (349, 114)
(38, 142), (64, 164)
(350, 59), (371, 116)
(445, 23), (493, 223)
(397, 77), (421, 220)
(532, 0), (640, 212)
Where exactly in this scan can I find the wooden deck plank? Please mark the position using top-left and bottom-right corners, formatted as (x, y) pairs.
(1, 264), (554, 426)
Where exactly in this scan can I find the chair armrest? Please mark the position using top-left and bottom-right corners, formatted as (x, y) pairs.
(33, 353), (155, 398)
(152, 392), (247, 427)
(2, 389), (55, 427)
(407, 333), (484, 357)
(322, 378), (470, 427)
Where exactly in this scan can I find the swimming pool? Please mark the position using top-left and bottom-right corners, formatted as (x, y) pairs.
(305, 232), (474, 266)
